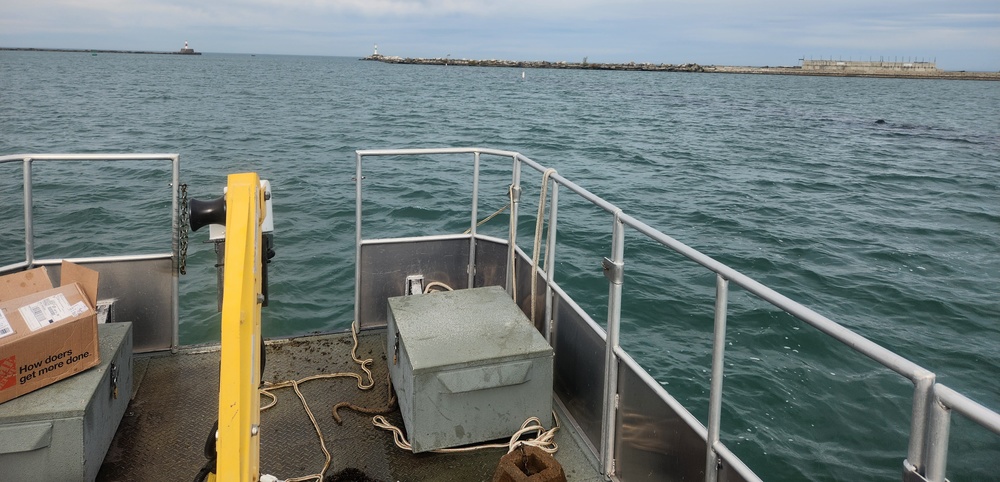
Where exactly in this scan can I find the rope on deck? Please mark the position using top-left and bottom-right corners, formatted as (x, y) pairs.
(372, 412), (560, 455)
(258, 324), (375, 482)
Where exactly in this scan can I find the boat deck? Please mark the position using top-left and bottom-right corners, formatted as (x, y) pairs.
(97, 329), (603, 481)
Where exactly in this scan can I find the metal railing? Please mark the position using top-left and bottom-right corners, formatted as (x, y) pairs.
(355, 147), (1000, 482)
(0, 153), (182, 352)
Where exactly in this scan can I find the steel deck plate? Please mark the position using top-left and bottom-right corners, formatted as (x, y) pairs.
(97, 329), (601, 481)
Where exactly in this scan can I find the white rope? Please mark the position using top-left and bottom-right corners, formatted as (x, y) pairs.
(507, 183), (518, 301)
(258, 322), (375, 482)
(255, 274), (559, 481)
(372, 411), (560, 455)
(423, 281), (454, 293)
(531, 169), (557, 326)
(463, 202), (510, 235)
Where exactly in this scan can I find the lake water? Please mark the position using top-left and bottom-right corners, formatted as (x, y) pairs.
(1, 51), (998, 481)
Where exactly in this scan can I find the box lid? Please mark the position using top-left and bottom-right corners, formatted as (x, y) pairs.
(0, 262), (99, 343)
(0, 261), (98, 307)
(59, 261), (99, 308)
(0, 267), (53, 302)
(388, 286), (552, 372)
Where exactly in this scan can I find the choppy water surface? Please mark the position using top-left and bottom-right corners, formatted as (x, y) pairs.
(1, 51), (997, 480)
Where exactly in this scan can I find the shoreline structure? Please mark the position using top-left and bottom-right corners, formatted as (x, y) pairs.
(4, 46), (994, 80)
(362, 54), (999, 81)
(2, 44), (201, 56)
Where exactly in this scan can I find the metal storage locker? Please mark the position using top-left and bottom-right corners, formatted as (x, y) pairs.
(387, 286), (553, 453)
(0, 322), (132, 481)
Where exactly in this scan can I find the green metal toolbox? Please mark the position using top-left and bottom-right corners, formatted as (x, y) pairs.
(387, 286), (553, 453)
(0, 322), (132, 481)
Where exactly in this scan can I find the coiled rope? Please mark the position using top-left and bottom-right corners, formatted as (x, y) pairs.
(258, 323), (375, 482)
(423, 281), (454, 293)
(367, 279), (561, 456)
(372, 412), (559, 455)
(258, 274), (560, 480)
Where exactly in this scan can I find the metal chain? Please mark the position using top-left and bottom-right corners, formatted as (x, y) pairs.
(178, 183), (190, 275)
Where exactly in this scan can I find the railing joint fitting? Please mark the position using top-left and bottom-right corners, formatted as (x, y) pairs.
(602, 257), (624, 285)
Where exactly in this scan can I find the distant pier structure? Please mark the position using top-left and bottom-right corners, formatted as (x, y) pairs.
(178, 41), (199, 55)
(801, 59), (937, 73)
(361, 43), (393, 61)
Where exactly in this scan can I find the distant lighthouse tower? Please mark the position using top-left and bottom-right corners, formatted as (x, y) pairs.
(179, 40), (197, 54)
(374, 44), (379, 56)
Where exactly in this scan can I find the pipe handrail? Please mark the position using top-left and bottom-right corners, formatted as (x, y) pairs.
(357, 148), (930, 378)
(936, 384), (1000, 435)
(2, 153), (182, 352)
(0, 153), (179, 163)
(355, 147), (999, 482)
(619, 211), (932, 380)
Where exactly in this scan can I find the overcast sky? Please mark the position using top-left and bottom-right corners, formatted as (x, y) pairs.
(2, 0), (998, 71)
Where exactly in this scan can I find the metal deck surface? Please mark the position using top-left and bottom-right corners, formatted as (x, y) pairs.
(97, 329), (602, 481)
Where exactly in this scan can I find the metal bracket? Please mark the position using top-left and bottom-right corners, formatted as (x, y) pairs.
(110, 363), (119, 399)
(510, 185), (521, 203)
(405, 275), (424, 295)
(393, 331), (400, 365)
(602, 257), (624, 285)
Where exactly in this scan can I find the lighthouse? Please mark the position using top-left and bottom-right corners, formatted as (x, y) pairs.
(179, 41), (198, 55)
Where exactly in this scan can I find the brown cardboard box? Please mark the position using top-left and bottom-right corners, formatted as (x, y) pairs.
(0, 261), (100, 404)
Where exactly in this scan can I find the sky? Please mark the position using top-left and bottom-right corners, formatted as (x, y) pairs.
(2, 0), (998, 71)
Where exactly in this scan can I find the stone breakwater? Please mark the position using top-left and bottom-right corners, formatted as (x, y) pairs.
(2, 47), (201, 55)
(363, 54), (709, 72)
(361, 55), (1000, 81)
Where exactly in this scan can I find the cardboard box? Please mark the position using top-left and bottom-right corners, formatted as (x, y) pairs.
(0, 261), (100, 405)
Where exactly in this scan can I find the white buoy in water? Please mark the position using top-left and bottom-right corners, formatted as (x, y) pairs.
(522, 70), (525, 79)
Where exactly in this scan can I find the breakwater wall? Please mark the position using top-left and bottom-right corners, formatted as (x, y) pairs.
(364, 54), (708, 72)
(361, 55), (999, 81)
(2, 47), (201, 55)
(802, 59), (937, 73)
(710, 64), (999, 81)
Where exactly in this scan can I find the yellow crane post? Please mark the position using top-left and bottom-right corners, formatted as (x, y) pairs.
(214, 172), (265, 481)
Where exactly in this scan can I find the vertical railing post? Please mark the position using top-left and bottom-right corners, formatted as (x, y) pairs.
(600, 211), (625, 479)
(924, 387), (952, 482)
(506, 155), (521, 296)
(905, 372), (935, 475)
(353, 151), (363, 330)
(543, 183), (558, 343)
(705, 274), (730, 482)
(170, 155), (181, 353)
(23, 157), (34, 267)
(468, 152), (481, 289)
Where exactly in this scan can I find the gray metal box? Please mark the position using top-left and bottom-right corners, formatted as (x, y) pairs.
(387, 286), (553, 453)
(0, 322), (133, 482)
